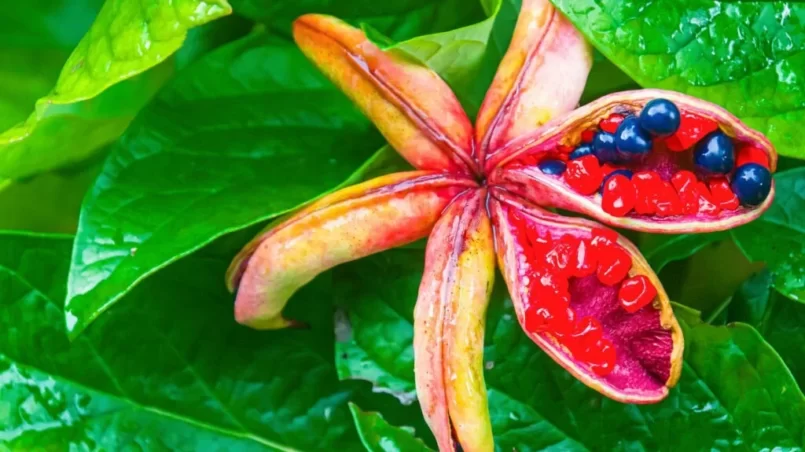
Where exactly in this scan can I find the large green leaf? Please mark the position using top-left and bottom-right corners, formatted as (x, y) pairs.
(0, 0), (106, 130)
(334, 249), (805, 450)
(639, 231), (727, 272)
(733, 168), (805, 303)
(726, 269), (805, 390)
(550, 0), (805, 160)
(230, 0), (486, 42)
(0, 231), (365, 450)
(0, 0), (232, 180)
(66, 32), (385, 337)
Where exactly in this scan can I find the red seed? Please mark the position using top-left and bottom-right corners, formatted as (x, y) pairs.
(708, 178), (740, 211)
(565, 155), (603, 195)
(596, 245), (632, 286)
(572, 239), (597, 277)
(581, 129), (596, 143)
(566, 316), (603, 357)
(524, 297), (574, 335)
(602, 175), (637, 217)
(601, 163), (617, 176)
(672, 171), (701, 215)
(530, 267), (570, 301)
(599, 113), (625, 134)
(557, 144), (575, 154)
(632, 171), (662, 215)
(654, 181), (683, 217)
(664, 111), (719, 151)
(618, 275), (658, 313)
(545, 235), (580, 278)
(695, 182), (721, 216)
(736, 145), (769, 169)
(588, 339), (617, 376)
(590, 227), (618, 251)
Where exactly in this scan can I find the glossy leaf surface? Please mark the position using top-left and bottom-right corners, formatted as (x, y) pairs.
(1, 232), (364, 450)
(551, 0), (805, 160)
(66, 32), (384, 337)
(733, 168), (805, 303)
(0, 0), (231, 179)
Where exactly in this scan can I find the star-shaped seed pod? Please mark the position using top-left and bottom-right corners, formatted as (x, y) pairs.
(226, 1), (777, 450)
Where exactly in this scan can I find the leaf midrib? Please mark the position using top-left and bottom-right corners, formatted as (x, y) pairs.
(1, 265), (297, 451)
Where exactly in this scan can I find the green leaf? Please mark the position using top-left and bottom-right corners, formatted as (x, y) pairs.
(0, 0), (232, 180)
(550, 0), (805, 160)
(0, 231), (365, 450)
(349, 403), (434, 452)
(335, 249), (805, 450)
(733, 168), (805, 303)
(230, 0), (486, 42)
(66, 32), (384, 337)
(639, 231), (727, 272)
(727, 269), (805, 390)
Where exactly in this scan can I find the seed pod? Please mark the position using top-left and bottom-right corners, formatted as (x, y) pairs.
(489, 90), (777, 233)
(490, 189), (683, 402)
(227, 172), (475, 329)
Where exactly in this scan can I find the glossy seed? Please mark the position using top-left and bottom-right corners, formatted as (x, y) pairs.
(565, 155), (603, 195)
(672, 171), (700, 215)
(602, 175), (636, 217)
(600, 169), (633, 193)
(618, 275), (658, 313)
(654, 181), (683, 217)
(639, 98), (681, 137)
(614, 116), (652, 156)
(731, 163), (772, 207)
(538, 159), (567, 175)
(694, 131), (735, 174)
(736, 145), (770, 169)
(572, 239), (596, 277)
(708, 178), (739, 211)
(695, 182), (721, 216)
(593, 131), (619, 163)
(588, 339), (617, 377)
(632, 171), (662, 215)
(665, 111), (718, 151)
(581, 129), (596, 143)
(596, 245), (632, 286)
(599, 113), (625, 134)
(545, 235), (580, 278)
(569, 143), (595, 160)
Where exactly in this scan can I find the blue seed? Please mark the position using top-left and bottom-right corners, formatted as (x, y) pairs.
(593, 131), (619, 163)
(694, 131), (734, 174)
(731, 163), (771, 206)
(569, 143), (595, 160)
(615, 116), (652, 156)
(639, 98), (681, 137)
(538, 159), (567, 175)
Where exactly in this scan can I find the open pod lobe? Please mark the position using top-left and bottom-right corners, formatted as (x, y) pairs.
(490, 189), (683, 402)
(489, 90), (777, 233)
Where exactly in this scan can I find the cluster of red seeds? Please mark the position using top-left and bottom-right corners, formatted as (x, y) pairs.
(511, 211), (658, 376)
(525, 111), (771, 218)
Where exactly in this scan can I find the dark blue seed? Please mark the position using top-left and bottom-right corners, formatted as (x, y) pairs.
(731, 163), (771, 206)
(639, 98), (680, 137)
(599, 169), (633, 193)
(593, 131), (619, 163)
(569, 143), (595, 160)
(615, 116), (652, 156)
(538, 159), (567, 175)
(694, 131), (734, 174)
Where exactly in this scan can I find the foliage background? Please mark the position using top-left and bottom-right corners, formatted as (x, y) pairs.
(2, 0), (805, 450)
